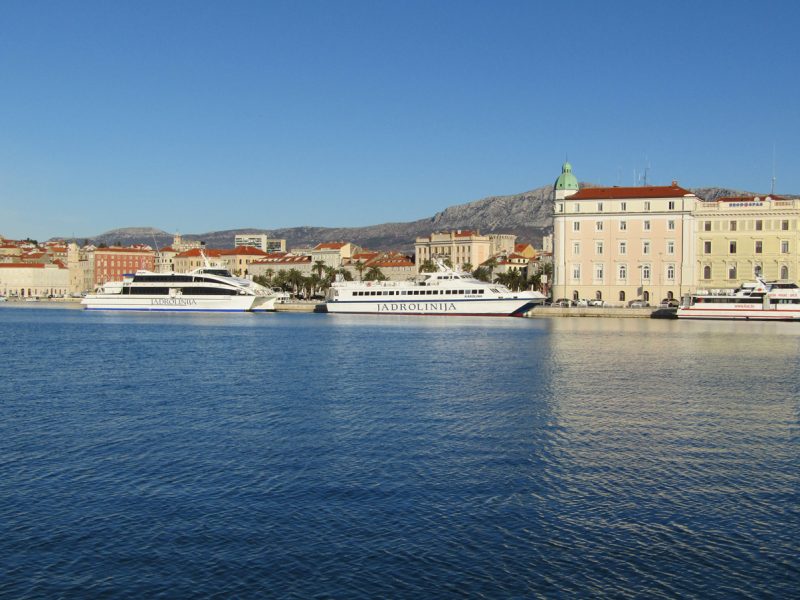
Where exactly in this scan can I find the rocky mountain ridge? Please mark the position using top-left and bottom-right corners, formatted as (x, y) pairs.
(74, 185), (786, 252)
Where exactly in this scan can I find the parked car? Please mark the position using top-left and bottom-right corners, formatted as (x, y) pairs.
(588, 299), (606, 307)
(659, 298), (679, 308)
(553, 298), (575, 307)
(628, 299), (650, 308)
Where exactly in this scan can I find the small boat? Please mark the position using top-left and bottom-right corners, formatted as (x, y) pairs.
(677, 277), (800, 320)
(326, 260), (545, 317)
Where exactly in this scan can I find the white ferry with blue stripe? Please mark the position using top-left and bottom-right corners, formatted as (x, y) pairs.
(326, 263), (545, 317)
(81, 264), (277, 312)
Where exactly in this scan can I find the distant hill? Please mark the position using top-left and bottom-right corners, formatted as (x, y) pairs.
(69, 185), (787, 252)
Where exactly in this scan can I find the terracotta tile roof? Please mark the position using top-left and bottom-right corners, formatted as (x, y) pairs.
(174, 248), (223, 258)
(454, 230), (478, 237)
(315, 242), (347, 250)
(220, 246), (268, 256)
(251, 255), (311, 265)
(0, 262), (64, 269)
(95, 247), (155, 254)
(159, 246), (176, 253)
(568, 183), (692, 200)
(514, 243), (531, 252)
(369, 259), (414, 268)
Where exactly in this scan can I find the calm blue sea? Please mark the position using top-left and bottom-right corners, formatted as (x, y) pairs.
(1, 305), (798, 599)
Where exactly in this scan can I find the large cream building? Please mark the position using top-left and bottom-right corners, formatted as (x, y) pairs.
(694, 194), (800, 288)
(552, 162), (697, 304)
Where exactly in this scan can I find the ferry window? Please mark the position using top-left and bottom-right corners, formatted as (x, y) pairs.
(729, 241), (737, 254)
(755, 240), (762, 254)
(704, 241), (711, 254)
(755, 220), (763, 231)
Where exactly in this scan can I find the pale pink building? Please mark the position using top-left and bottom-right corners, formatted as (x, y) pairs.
(552, 162), (697, 305)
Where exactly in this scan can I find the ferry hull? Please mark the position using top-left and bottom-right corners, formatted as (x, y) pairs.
(325, 298), (541, 317)
(81, 295), (275, 312)
(677, 307), (800, 321)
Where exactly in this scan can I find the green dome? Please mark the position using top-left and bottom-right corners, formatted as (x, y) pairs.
(554, 161), (579, 190)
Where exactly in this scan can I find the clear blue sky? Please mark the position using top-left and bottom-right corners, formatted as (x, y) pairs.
(1, 0), (798, 241)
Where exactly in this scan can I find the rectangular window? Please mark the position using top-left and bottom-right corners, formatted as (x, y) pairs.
(704, 221), (712, 231)
(557, 203), (563, 213)
(596, 241), (604, 255)
(755, 240), (762, 254)
(619, 221), (627, 231)
(618, 264), (627, 279)
(668, 220), (675, 230)
(668, 201), (675, 210)
(575, 204), (580, 213)
(619, 241), (627, 255)
(620, 202), (627, 211)
(595, 264), (604, 280)
(730, 220), (737, 231)
(596, 221), (603, 231)
(643, 220), (651, 231)
(644, 201), (651, 211)
(782, 240), (790, 254)
(643, 241), (650, 255)
(573, 222), (580, 232)
(755, 220), (763, 231)
(667, 265), (675, 280)
(667, 240), (675, 254)
(730, 241), (737, 254)
(782, 220), (789, 231)
(704, 241), (712, 254)
(642, 265), (651, 280)
(597, 202), (603, 212)
(728, 264), (737, 280)
(572, 264), (581, 280)
(572, 242), (580, 255)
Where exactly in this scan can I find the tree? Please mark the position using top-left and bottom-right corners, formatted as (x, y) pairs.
(312, 260), (326, 278)
(462, 262), (473, 273)
(353, 261), (368, 281)
(483, 257), (498, 280)
(419, 259), (437, 273)
(472, 266), (491, 282)
(286, 269), (305, 296)
(364, 266), (387, 281)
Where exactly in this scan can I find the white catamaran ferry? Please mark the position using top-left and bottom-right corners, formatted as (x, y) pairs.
(82, 263), (278, 312)
(677, 278), (800, 320)
(326, 262), (545, 317)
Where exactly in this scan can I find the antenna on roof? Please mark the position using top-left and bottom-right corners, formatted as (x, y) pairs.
(771, 143), (777, 195)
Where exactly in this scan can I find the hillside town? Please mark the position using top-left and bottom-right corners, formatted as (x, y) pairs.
(1, 162), (798, 305)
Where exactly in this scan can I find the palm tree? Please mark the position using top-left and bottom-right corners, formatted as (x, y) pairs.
(312, 260), (326, 278)
(462, 262), (473, 273)
(354, 261), (367, 281)
(418, 259), (437, 273)
(364, 266), (387, 281)
(483, 257), (498, 281)
(286, 269), (304, 296)
(472, 266), (491, 282)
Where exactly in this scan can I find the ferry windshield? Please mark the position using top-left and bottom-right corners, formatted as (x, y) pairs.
(202, 269), (232, 277)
